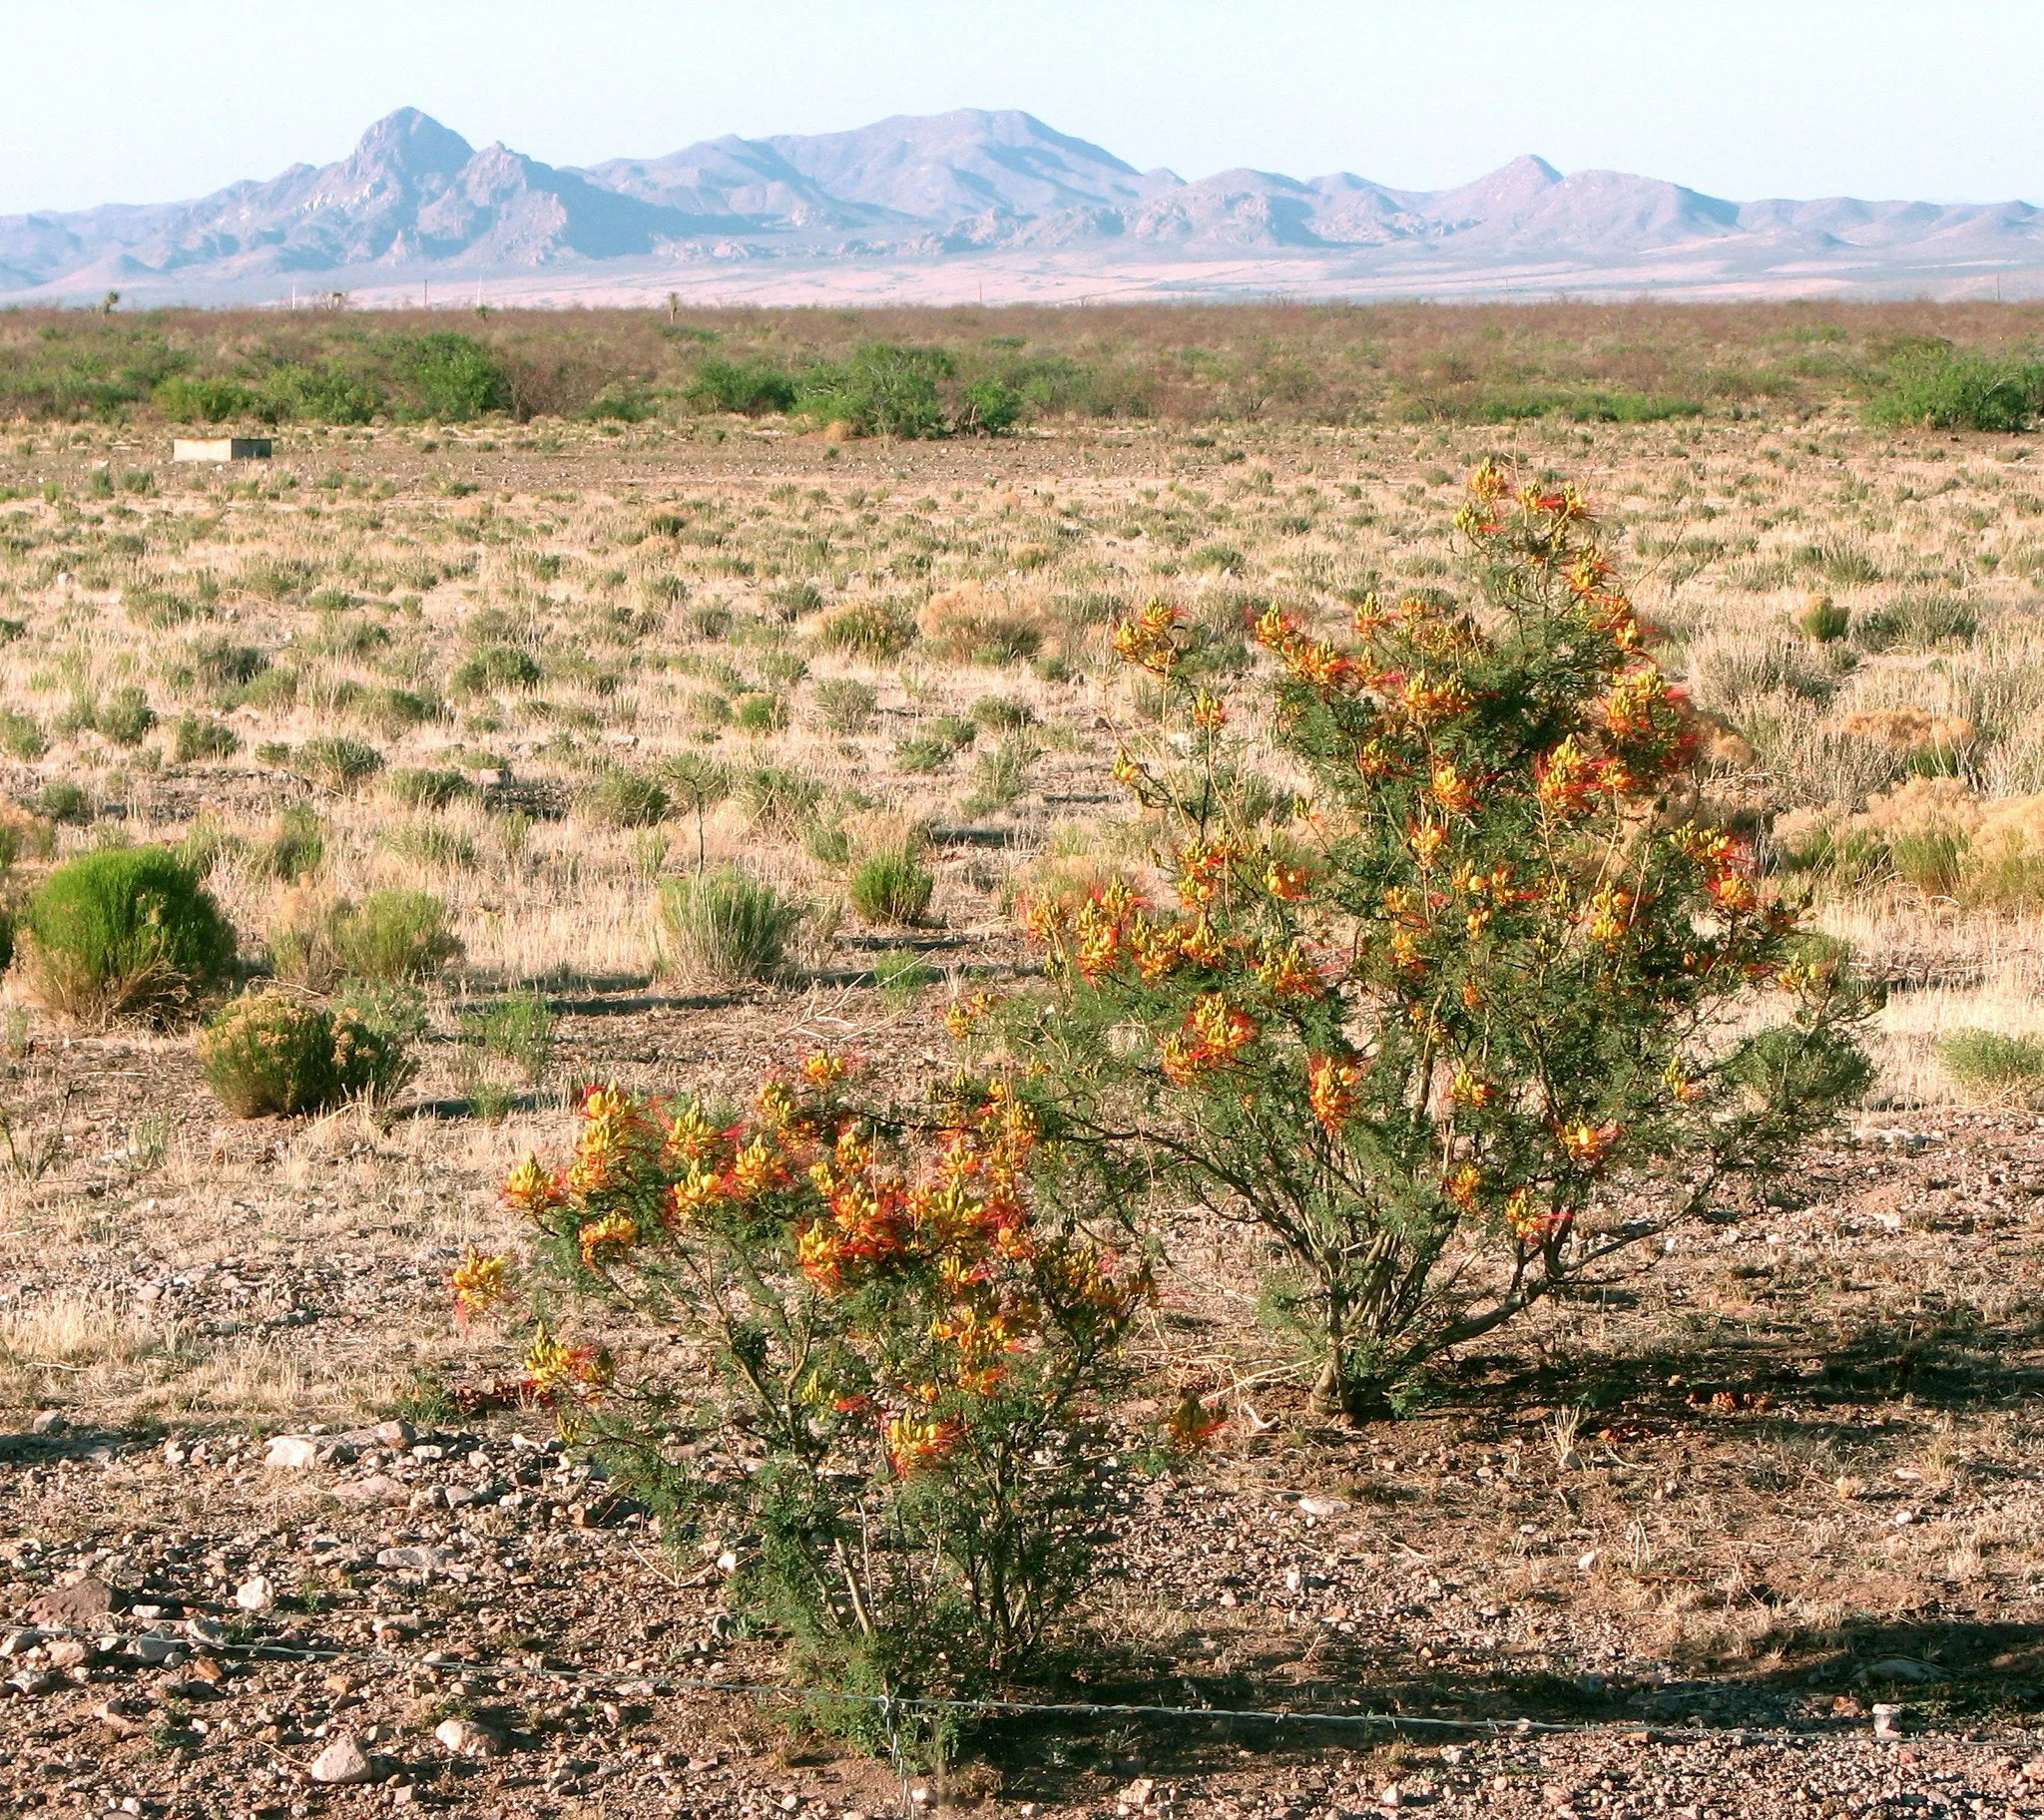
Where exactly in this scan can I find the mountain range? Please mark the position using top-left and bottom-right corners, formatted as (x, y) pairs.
(4, 107), (2041, 307)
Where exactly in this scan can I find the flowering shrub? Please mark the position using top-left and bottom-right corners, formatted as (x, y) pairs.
(472, 1058), (1146, 1738)
(980, 465), (1872, 1419)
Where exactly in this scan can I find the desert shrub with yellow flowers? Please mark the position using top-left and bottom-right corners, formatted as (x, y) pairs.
(462, 1054), (1148, 1748)
(979, 464), (1873, 1420)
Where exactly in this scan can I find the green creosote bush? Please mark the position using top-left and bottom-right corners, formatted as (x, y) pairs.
(847, 847), (935, 927)
(978, 466), (1874, 1420)
(961, 736), (1039, 817)
(1796, 595), (1849, 644)
(656, 866), (803, 985)
(22, 846), (237, 1025)
(1853, 590), (1978, 653)
(685, 358), (797, 416)
(450, 644), (543, 696)
(404, 331), (511, 421)
(460, 987), (555, 1083)
(873, 948), (939, 1009)
(1867, 343), (2044, 433)
(812, 678), (879, 736)
(797, 343), (953, 439)
(198, 988), (412, 1118)
(732, 692), (788, 736)
(955, 376), (1025, 434)
(384, 767), (475, 811)
(172, 714), (240, 764)
(735, 765), (825, 835)
(475, 1061), (1144, 1760)
(578, 770), (671, 828)
(247, 803), (323, 886)
(1937, 1028), (2044, 1101)
(293, 737), (384, 792)
(329, 889), (463, 984)
(0, 710), (46, 760)
(97, 685), (158, 747)
(814, 601), (918, 661)
(36, 780), (94, 826)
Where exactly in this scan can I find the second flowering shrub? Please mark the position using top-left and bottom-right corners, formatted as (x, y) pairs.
(472, 1057), (1146, 1741)
(981, 465), (1872, 1419)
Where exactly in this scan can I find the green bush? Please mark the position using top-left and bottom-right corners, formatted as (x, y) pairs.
(957, 377), (1025, 433)
(97, 685), (158, 747)
(1854, 590), (1978, 652)
(450, 644), (543, 695)
(814, 600), (918, 661)
(294, 737), (384, 791)
(258, 803), (326, 883)
(23, 846), (237, 1024)
(258, 361), (382, 424)
(732, 692), (788, 735)
(895, 733), (959, 773)
(403, 332), (510, 420)
(657, 866), (802, 984)
(1796, 596), (1849, 644)
(813, 679), (879, 736)
(330, 889), (462, 983)
(847, 847), (934, 926)
(686, 359), (797, 416)
(735, 765), (825, 834)
(798, 344), (953, 439)
(36, 780), (94, 825)
(1867, 344), (2044, 433)
(198, 989), (411, 1117)
(155, 375), (258, 422)
(460, 987), (554, 1083)
(0, 710), (46, 760)
(578, 770), (670, 828)
(384, 767), (475, 811)
(1938, 1028), (2044, 1100)
(962, 736), (1038, 816)
(873, 947), (938, 1008)
(172, 714), (240, 764)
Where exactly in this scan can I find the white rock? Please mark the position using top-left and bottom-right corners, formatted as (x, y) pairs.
(1297, 1496), (1350, 1519)
(235, 1576), (275, 1613)
(263, 1436), (319, 1470)
(435, 1716), (507, 1757)
(308, 1734), (375, 1785)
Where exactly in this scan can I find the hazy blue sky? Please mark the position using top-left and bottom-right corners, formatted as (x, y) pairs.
(7, 0), (2042, 216)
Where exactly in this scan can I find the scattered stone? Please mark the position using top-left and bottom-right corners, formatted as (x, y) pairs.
(130, 1633), (187, 1667)
(0, 1628), (43, 1657)
(435, 1716), (507, 1758)
(186, 1616), (226, 1644)
(308, 1734), (377, 1785)
(27, 1577), (116, 1626)
(44, 1636), (93, 1669)
(235, 1575), (275, 1613)
(1297, 1495), (1350, 1519)
(1871, 1702), (1905, 1739)
(376, 1545), (449, 1575)
(5, 1668), (59, 1696)
(263, 1435), (319, 1470)
(333, 1473), (406, 1506)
